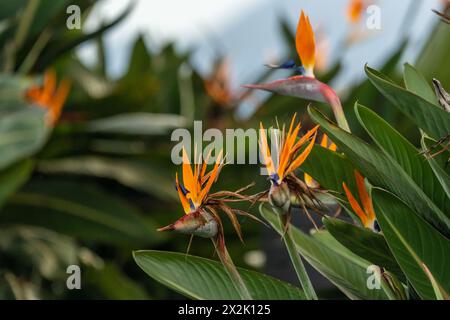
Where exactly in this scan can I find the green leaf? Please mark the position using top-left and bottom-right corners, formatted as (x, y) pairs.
(365, 65), (450, 140)
(133, 250), (305, 300)
(308, 106), (450, 236)
(323, 217), (403, 280)
(37, 156), (177, 201)
(373, 189), (450, 300)
(0, 107), (48, 170)
(301, 145), (358, 195)
(85, 263), (151, 300)
(1, 181), (163, 246)
(86, 113), (187, 135)
(260, 204), (390, 300)
(0, 160), (33, 207)
(355, 104), (450, 217)
(421, 135), (450, 200)
(403, 63), (438, 105)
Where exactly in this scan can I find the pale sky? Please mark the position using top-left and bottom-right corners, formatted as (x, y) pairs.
(78, 0), (443, 114)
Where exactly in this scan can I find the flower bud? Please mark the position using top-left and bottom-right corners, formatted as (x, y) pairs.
(268, 182), (291, 215)
(157, 209), (218, 238)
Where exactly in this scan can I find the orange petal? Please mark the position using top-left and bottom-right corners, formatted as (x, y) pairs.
(304, 172), (319, 188)
(278, 119), (301, 180)
(296, 10), (316, 76)
(354, 170), (375, 223)
(320, 134), (328, 148)
(41, 69), (57, 104)
(286, 131), (317, 175)
(259, 122), (276, 177)
(292, 125), (319, 153)
(49, 79), (71, 125)
(343, 182), (368, 227)
(176, 173), (192, 214)
(329, 142), (337, 152)
(182, 147), (197, 203)
(347, 0), (364, 23)
(199, 150), (223, 202)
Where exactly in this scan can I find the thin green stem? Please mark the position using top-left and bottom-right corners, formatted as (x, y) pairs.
(212, 235), (253, 300)
(279, 215), (318, 300)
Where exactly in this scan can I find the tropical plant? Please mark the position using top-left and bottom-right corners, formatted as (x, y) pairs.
(134, 8), (450, 300)
(1, 0), (449, 301)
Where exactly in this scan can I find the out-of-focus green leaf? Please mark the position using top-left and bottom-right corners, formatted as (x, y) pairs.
(373, 189), (450, 300)
(0, 160), (33, 207)
(86, 113), (187, 135)
(1, 181), (163, 246)
(260, 204), (390, 300)
(416, 21), (450, 87)
(0, 1), (28, 21)
(365, 65), (450, 140)
(38, 2), (134, 69)
(309, 106), (450, 236)
(355, 104), (450, 216)
(37, 156), (176, 200)
(403, 63), (438, 105)
(0, 75), (29, 111)
(85, 263), (151, 300)
(0, 225), (79, 280)
(0, 107), (48, 170)
(323, 217), (403, 280)
(133, 250), (305, 300)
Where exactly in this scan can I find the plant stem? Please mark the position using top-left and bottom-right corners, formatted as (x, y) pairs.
(320, 83), (351, 132)
(279, 214), (318, 300)
(212, 235), (253, 300)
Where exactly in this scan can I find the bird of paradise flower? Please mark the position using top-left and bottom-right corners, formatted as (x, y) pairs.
(343, 170), (379, 231)
(25, 69), (71, 126)
(157, 148), (262, 299)
(257, 114), (320, 299)
(244, 10), (350, 132)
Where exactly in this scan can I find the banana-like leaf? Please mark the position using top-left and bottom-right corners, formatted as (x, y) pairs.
(37, 156), (177, 201)
(421, 135), (450, 200)
(373, 189), (450, 300)
(355, 104), (450, 216)
(1, 181), (163, 246)
(323, 217), (403, 280)
(0, 107), (48, 170)
(260, 204), (390, 300)
(133, 250), (305, 300)
(301, 145), (358, 195)
(308, 106), (450, 236)
(403, 63), (438, 105)
(86, 113), (187, 135)
(365, 65), (450, 140)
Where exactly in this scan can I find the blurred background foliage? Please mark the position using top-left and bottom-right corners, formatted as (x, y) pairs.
(0, 0), (448, 299)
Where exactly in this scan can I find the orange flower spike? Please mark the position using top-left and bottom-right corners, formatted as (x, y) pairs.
(296, 10), (316, 77)
(278, 114), (301, 180)
(285, 130), (317, 175)
(259, 122), (276, 177)
(199, 150), (223, 203)
(48, 78), (71, 125)
(342, 182), (368, 227)
(182, 148), (198, 206)
(347, 0), (364, 24)
(175, 172), (192, 214)
(25, 69), (71, 126)
(354, 170), (375, 222)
